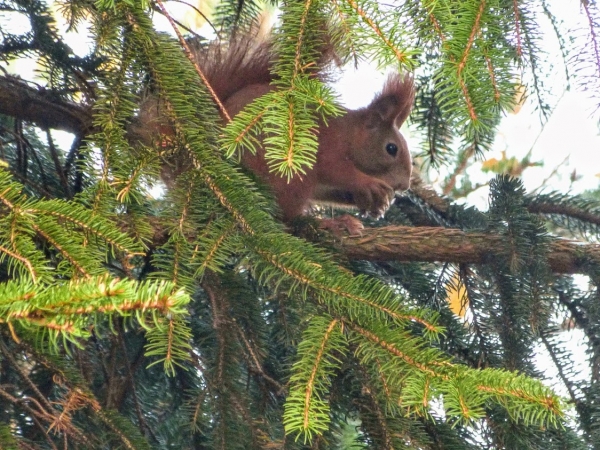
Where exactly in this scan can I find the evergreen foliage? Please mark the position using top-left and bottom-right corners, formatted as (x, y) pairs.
(0, 0), (599, 448)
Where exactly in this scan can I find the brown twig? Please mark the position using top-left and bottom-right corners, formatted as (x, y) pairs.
(442, 144), (476, 196)
(233, 322), (286, 394)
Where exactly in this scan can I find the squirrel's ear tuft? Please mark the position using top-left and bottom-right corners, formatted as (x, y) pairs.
(366, 74), (415, 128)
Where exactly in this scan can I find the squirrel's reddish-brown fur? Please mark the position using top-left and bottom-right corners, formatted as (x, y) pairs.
(141, 37), (415, 225)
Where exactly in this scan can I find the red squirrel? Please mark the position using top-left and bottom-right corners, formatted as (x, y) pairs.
(140, 38), (415, 228)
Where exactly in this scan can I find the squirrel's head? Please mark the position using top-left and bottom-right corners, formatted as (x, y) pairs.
(348, 74), (415, 192)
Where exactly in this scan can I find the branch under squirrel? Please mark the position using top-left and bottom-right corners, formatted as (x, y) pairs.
(331, 225), (600, 274)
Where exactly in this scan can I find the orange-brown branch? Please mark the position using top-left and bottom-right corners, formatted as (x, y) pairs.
(331, 225), (600, 274)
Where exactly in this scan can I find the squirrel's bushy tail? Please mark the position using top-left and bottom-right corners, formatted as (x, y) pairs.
(132, 37), (272, 147)
(190, 36), (274, 105)
(190, 31), (341, 106)
(132, 32), (340, 148)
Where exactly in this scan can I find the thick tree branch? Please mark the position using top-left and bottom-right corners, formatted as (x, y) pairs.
(333, 225), (600, 274)
(0, 76), (92, 134)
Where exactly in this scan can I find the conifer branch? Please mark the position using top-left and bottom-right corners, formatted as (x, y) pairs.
(253, 246), (441, 332)
(303, 318), (338, 429)
(442, 144), (477, 196)
(292, 0), (315, 79)
(0, 243), (38, 282)
(348, 319), (562, 426)
(482, 40), (500, 101)
(234, 322), (285, 393)
(0, 277), (191, 351)
(0, 76), (93, 135)
(0, 387), (60, 448)
(94, 409), (148, 450)
(456, 1), (486, 122)
(203, 275), (228, 383)
(117, 331), (150, 438)
(329, 0), (359, 63)
(194, 219), (237, 276)
(520, 10), (548, 120)
(0, 339), (54, 413)
(582, 1), (600, 79)
(540, 333), (580, 405)
(154, 0), (231, 121)
(349, 322), (443, 377)
(359, 377), (394, 449)
(231, 107), (267, 147)
(458, 1), (485, 75)
(345, 0), (409, 65)
(422, 2), (445, 44)
(332, 225), (600, 274)
(284, 314), (346, 438)
(31, 223), (90, 278)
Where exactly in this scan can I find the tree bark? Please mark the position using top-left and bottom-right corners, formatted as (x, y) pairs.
(333, 225), (600, 274)
(0, 76), (92, 134)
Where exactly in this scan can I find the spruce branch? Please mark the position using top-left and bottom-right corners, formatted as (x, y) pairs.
(290, 0), (316, 80)
(93, 408), (152, 450)
(0, 276), (191, 361)
(221, 94), (275, 158)
(539, 332), (580, 407)
(250, 241), (442, 335)
(456, 0), (486, 123)
(357, 376), (396, 449)
(541, 0), (572, 84)
(0, 170), (144, 278)
(518, 1), (551, 120)
(283, 314), (346, 440)
(442, 144), (477, 196)
(329, 0), (360, 65)
(0, 339), (55, 415)
(0, 242), (41, 282)
(331, 225), (600, 274)
(116, 331), (152, 439)
(154, 0), (231, 121)
(344, 0), (412, 67)
(233, 320), (286, 393)
(144, 316), (192, 375)
(0, 76), (93, 135)
(347, 318), (562, 427)
(512, 0), (523, 57)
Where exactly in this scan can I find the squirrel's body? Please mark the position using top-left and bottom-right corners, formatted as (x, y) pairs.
(145, 37), (415, 222)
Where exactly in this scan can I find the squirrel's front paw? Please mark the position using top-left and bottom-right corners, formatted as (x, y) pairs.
(319, 214), (364, 237)
(352, 179), (395, 218)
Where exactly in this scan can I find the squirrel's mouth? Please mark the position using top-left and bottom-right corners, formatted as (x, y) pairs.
(393, 179), (411, 192)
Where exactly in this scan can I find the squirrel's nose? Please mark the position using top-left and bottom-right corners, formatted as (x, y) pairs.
(395, 178), (411, 192)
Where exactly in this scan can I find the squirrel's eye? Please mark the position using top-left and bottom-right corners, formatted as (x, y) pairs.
(386, 143), (398, 156)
